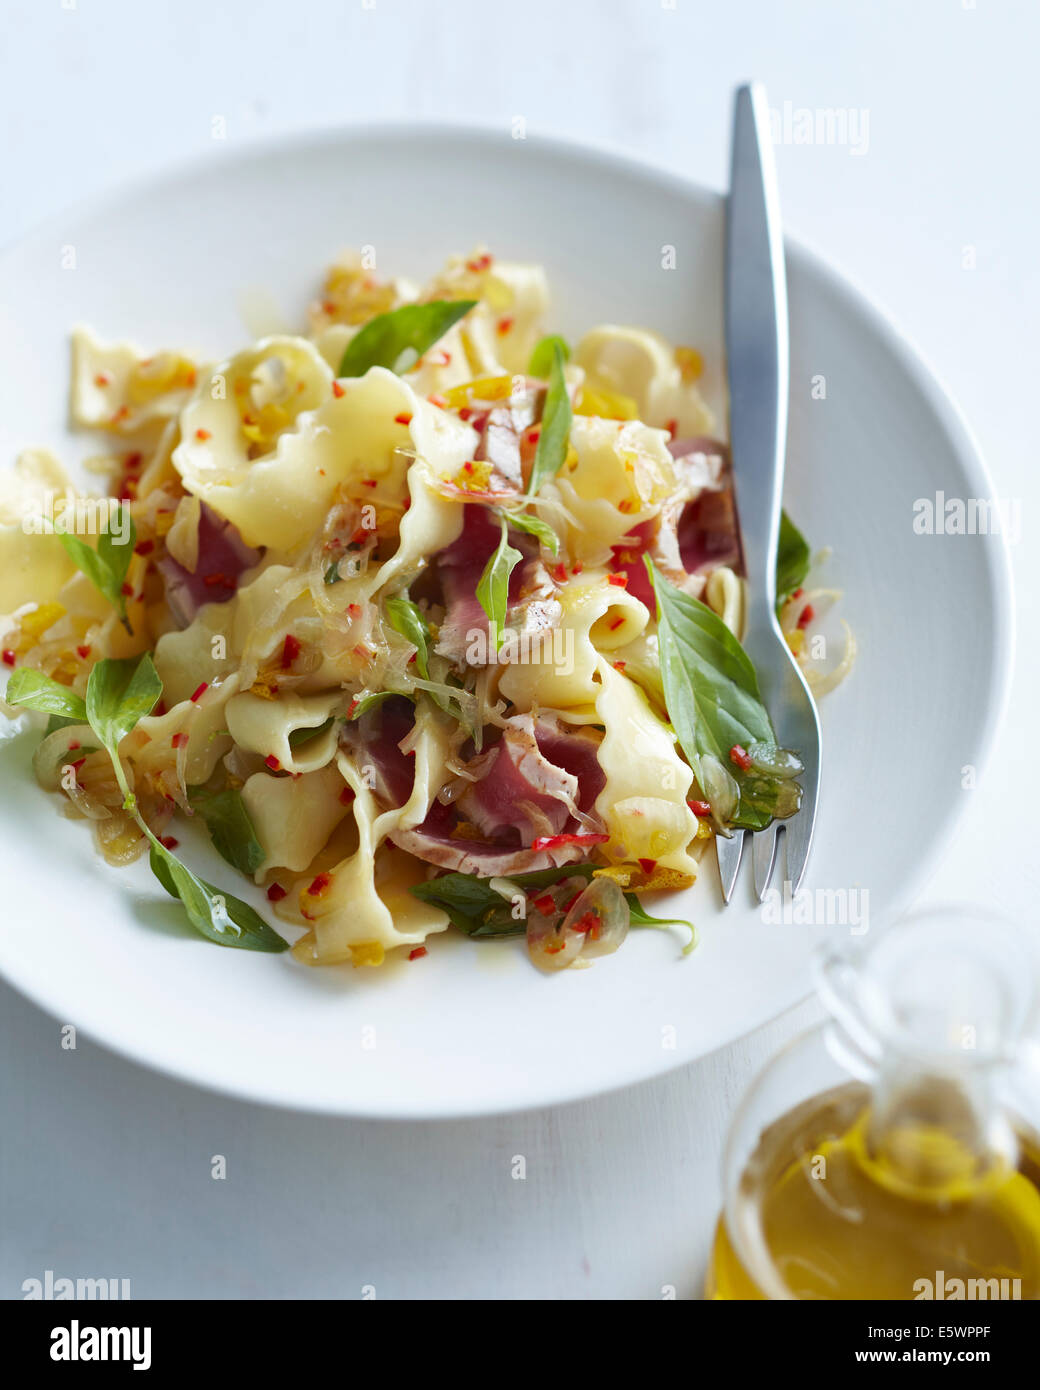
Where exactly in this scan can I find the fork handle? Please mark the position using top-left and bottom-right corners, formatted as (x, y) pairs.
(725, 82), (789, 656)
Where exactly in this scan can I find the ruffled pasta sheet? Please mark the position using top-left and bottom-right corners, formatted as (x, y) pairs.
(498, 570), (648, 710)
(70, 327), (200, 436)
(574, 325), (714, 436)
(285, 708), (454, 966)
(591, 658), (700, 880)
(541, 415), (677, 568)
(173, 338), (474, 553)
(0, 450), (76, 612)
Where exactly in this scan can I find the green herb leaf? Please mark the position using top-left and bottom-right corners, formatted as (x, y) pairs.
(148, 839), (286, 952)
(5, 668), (88, 722)
(410, 864), (695, 951)
(776, 509), (810, 609)
(287, 717), (335, 748)
(410, 864), (597, 938)
(324, 560), (343, 585)
(338, 299), (478, 378)
(528, 334), (571, 378)
(56, 509), (136, 627)
(186, 785), (265, 876)
(345, 689), (399, 721)
(384, 596), (432, 679)
(645, 557), (801, 831)
(476, 518), (524, 649)
(85, 654), (162, 756)
(46, 713), (87, 735)
(498, 507), (560, 556)
(526, 342), (572, 496)
(624, 894), (697, 954)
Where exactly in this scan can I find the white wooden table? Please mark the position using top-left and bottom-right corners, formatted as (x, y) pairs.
(1, 0), (1033, 1299)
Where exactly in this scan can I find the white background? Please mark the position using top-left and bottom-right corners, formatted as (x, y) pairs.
(0, 0), (1034, 1299)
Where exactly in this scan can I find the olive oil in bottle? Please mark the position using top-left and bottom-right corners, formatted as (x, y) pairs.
(707, 910), (1040, 1300)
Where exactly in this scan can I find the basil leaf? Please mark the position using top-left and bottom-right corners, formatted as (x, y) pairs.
(56, 509), (136, 626)
(324, 560), (344, 585)
(476, 518), (523, 649)
(5, 668), (88, 722)
(645, 558), (800, 832)
(85, 654), (162, 754)
(338, 299), (477, 378)
(499, 507), (560, 557)
(287, 717), (335, 748)
(776, 510), (810, 609)
(410, 864), (597, 937)
(186, 785), (265, 876)
(46, 713), (87, 735)
(346, 689), (400, 721)
(526, 342), (572, 496)
(528, 334), (570, 378)
(148, 840), (286, 952)
(624, 894), (697, 954)
(384, 596), (432, 679)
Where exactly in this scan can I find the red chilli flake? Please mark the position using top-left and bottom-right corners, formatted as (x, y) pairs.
(133, 539), (154, 556)
(307, 872), (332, 898)
(638, 858), (658, 874)
(267, 883), (288, 903)
(664, 418), (678, 440)
(159, 836), (179, 851)
(550, 562), (568, 583)
(466, 253), (493, 273)
(729, 744), (753, 772)
(69, 757), (87, 771)
(571, 911), (601, 936)
(120, 582), (133, 597)
(409, 946), (428, 961)
(265, 754), (281, 772)
(530, 832), (610, 852)
(347, 603), (362, 618)
(496, 315), (514, 336)
(792, 587), (804, 600)
(339, 785), (356, 806)
(332, 380), (346, 398)
(2, 650), (17, 667)
(394, 412), (413, 426)
(797, 603), (815, 630)
(94, 372), (111, 388)
(427, 393), (448, 409)
(687, 800), (713, 817)
(607, 573), (628, 588)
(189, 682), (208, 702)
(532, 894), (556, 915)
(171, 732), (188, 749)
(608, 616), (625, 631)
(612, 660), (627, 672)
(361, 478), (378, 488)
(68, 740), (80, 751)
(281, 633), (301, 668)
(195, 428), (211, 441)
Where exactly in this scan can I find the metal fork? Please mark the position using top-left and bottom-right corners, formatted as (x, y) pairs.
(716, 83), (822, 904)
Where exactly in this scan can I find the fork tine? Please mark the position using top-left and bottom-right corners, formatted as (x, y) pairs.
(716, 829), (746, 903)
(752, 825), (780, 901)
(781, 806), (815, 895)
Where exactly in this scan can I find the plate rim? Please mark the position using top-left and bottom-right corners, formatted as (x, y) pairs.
(0, 121), (1016, 1119)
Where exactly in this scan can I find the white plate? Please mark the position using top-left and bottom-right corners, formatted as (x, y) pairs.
(0, 126), (1013, 1118)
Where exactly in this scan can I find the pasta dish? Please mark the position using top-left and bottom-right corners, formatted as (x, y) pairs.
(0, 250), (849, 970)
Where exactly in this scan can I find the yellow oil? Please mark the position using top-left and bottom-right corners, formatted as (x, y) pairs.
(707, 1082), (1040, 1300)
